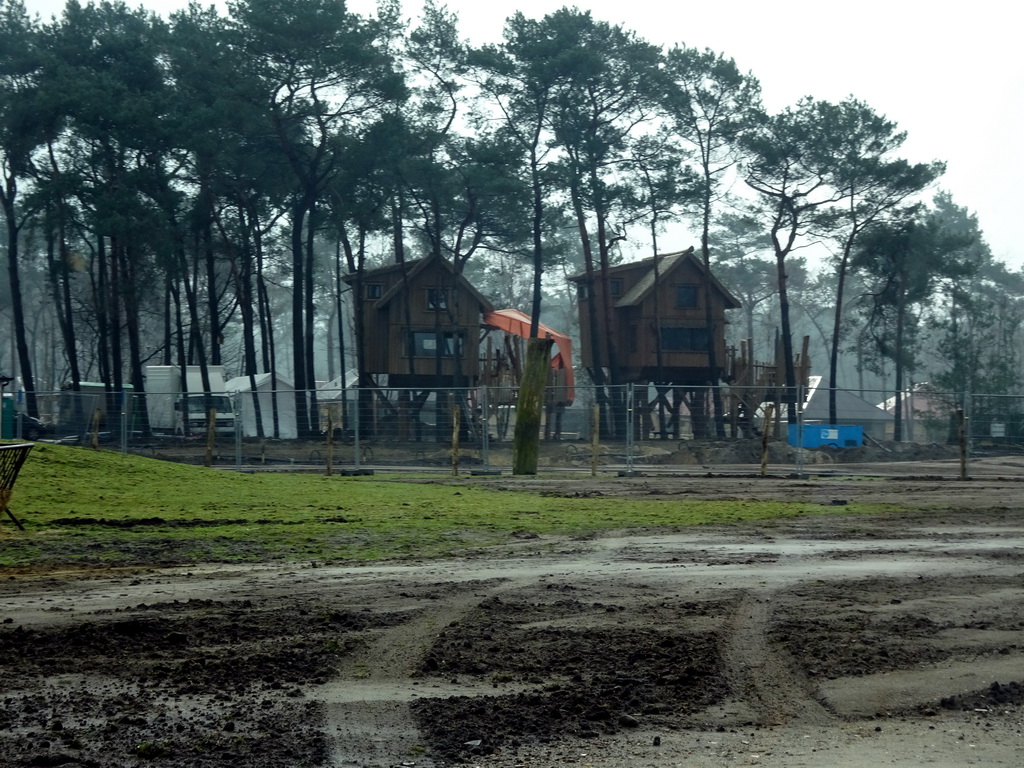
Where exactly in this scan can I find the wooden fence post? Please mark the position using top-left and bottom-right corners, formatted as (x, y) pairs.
(760, 403), (775, 477)
(451, 394), (460, 477)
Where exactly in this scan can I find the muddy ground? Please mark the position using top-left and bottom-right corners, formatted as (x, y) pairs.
(3, 454), (1024, 766)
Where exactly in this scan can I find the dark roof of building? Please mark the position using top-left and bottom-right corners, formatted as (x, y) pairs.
(801, 377), (894, 423)
(568, 247), (741, 309)
(343, 253), (494, 313)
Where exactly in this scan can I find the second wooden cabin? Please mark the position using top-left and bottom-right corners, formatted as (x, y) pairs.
(568, 247), (809, 439)
(569, 247), (740, 385)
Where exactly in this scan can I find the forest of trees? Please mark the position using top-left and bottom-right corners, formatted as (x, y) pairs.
(2, 0), (1022, 439)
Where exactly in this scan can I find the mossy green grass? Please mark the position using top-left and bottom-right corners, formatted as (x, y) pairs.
(0, 442), (894, 567)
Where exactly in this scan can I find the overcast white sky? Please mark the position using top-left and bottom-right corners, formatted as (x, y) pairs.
(23, 0), (1024, 269)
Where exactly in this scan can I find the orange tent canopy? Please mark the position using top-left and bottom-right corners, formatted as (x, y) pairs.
(483, 309), (574, 405)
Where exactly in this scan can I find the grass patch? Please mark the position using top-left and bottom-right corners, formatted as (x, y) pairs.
(0, 442), (894, 568)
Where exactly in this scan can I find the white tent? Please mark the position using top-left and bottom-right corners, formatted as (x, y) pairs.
(316, 368), (361, 401)
(225, 373), (298, 439)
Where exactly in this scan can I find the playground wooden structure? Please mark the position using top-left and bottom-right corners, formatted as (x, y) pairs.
(723, 336), (812, 438)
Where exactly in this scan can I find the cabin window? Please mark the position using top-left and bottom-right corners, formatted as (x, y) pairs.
(409, 331), (463, 357)
(660, 327), (709, 352)
(365, 283), (382, 300)
(426, 288), (448, 310)
(578, 283), (589, 300)
(675, 284), (699, 309)
(609, 278), (623, 297)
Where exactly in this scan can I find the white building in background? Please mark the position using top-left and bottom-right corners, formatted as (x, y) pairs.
(225, 373), (298, 439)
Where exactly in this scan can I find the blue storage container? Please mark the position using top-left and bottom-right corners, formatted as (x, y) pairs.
(788, 424), (863, 448)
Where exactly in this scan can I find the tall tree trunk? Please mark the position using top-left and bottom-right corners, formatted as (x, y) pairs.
(1, 174), (38, 416)
(894, 282), (907, 442)
(45, 197), (81, 392)
(332, 238), (346, 417)
(339, 226), (364, 434)
(290, 203), (309, 437)
(254, 219), (273, 374)
(177, 235), (210, 434)
(569, 179), (609, 436)
(303, 204), (318, 438)
(569, 181), (605, 386)
(161, 273), (174, 365)
(392, 195), (405, 264)
(699, 183), (726, 438)
(828, 232), (856, 426)
(528, 143), (544, 338)
(589, 167), (620, 387)
(587, 166), (626, 439)
(46, 143), (81, 391)
(107, 237), (125, 394)
(649, 223), (670, 440)
(120, 242), (146, 425)
(203, 213), (221, 366)
(770, 210), (800, 423)
(94, 236), (111, 386)
(220, 200), (265, 439)
(512, 338), (554, 475)
(775, 249), (798, 422)
(172, 278), (187, 392)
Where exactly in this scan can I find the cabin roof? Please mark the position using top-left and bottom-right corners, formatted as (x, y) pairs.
(568, 247), (741, 309)
(343, 254), (494, 313)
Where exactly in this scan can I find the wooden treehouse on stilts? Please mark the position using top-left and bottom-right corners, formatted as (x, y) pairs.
(569, 247), (807, 440)
(343, 254), (573, 443)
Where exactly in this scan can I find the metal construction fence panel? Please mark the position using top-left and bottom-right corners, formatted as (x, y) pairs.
(11, 383), (1016, 476)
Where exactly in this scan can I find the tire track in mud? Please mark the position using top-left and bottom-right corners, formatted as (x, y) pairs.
(720, 592), (835, 727)
(317, 577), (521, 767)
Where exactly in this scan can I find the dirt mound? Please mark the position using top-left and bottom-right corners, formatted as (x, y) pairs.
(644, 438), (962, 467)
(830, 440), (961, 464)
(410, 594), (729, 762)
(0, 598), (401, 768)
(940, 681), (1024, 711)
